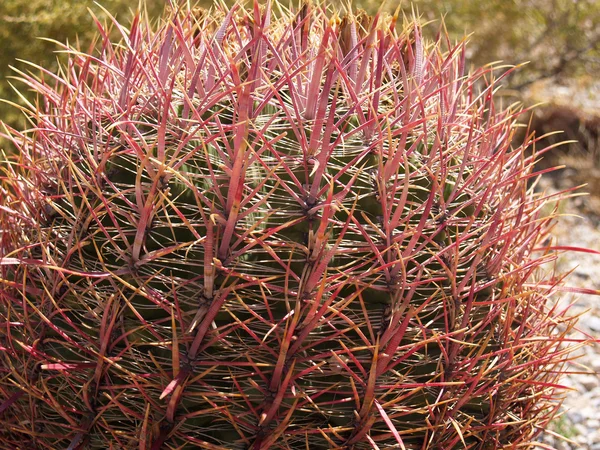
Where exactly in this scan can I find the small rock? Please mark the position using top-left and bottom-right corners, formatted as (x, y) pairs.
(574, 428), (588, 444)
(555, 442), (572, 450)
(573, 262), (595, 280)
(581, 406), (596, 419)
(567, 409), (584, 424)
(578, 374), (599, 390)
(587, 418), (600, 430)
(584, 316), (600, 332)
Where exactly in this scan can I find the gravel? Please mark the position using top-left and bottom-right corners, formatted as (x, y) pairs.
(536, 173), (600, 450)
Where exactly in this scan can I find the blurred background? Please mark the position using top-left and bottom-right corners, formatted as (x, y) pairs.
(1, 0), (598, 447)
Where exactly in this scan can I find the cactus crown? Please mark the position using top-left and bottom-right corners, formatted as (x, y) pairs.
(0, 1), (576, 449)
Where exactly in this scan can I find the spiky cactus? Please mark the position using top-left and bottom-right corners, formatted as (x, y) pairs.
(0, 2), (579, 448)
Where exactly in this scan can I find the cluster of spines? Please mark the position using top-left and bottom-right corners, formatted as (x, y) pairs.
(0, 1), (579, 449)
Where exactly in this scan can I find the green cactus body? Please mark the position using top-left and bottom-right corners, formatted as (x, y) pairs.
(0, 2), (577, 449)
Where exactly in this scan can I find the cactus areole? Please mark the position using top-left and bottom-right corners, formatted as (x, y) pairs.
(0, 2), (576, 449)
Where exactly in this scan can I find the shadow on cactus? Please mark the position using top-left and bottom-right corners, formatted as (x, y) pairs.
(0, 1), (591, 448)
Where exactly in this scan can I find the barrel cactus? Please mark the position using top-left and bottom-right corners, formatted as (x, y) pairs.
(0, 2), (579, 448)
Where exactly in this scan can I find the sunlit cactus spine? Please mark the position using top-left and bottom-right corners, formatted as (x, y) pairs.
(0, 1), (578, 448)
